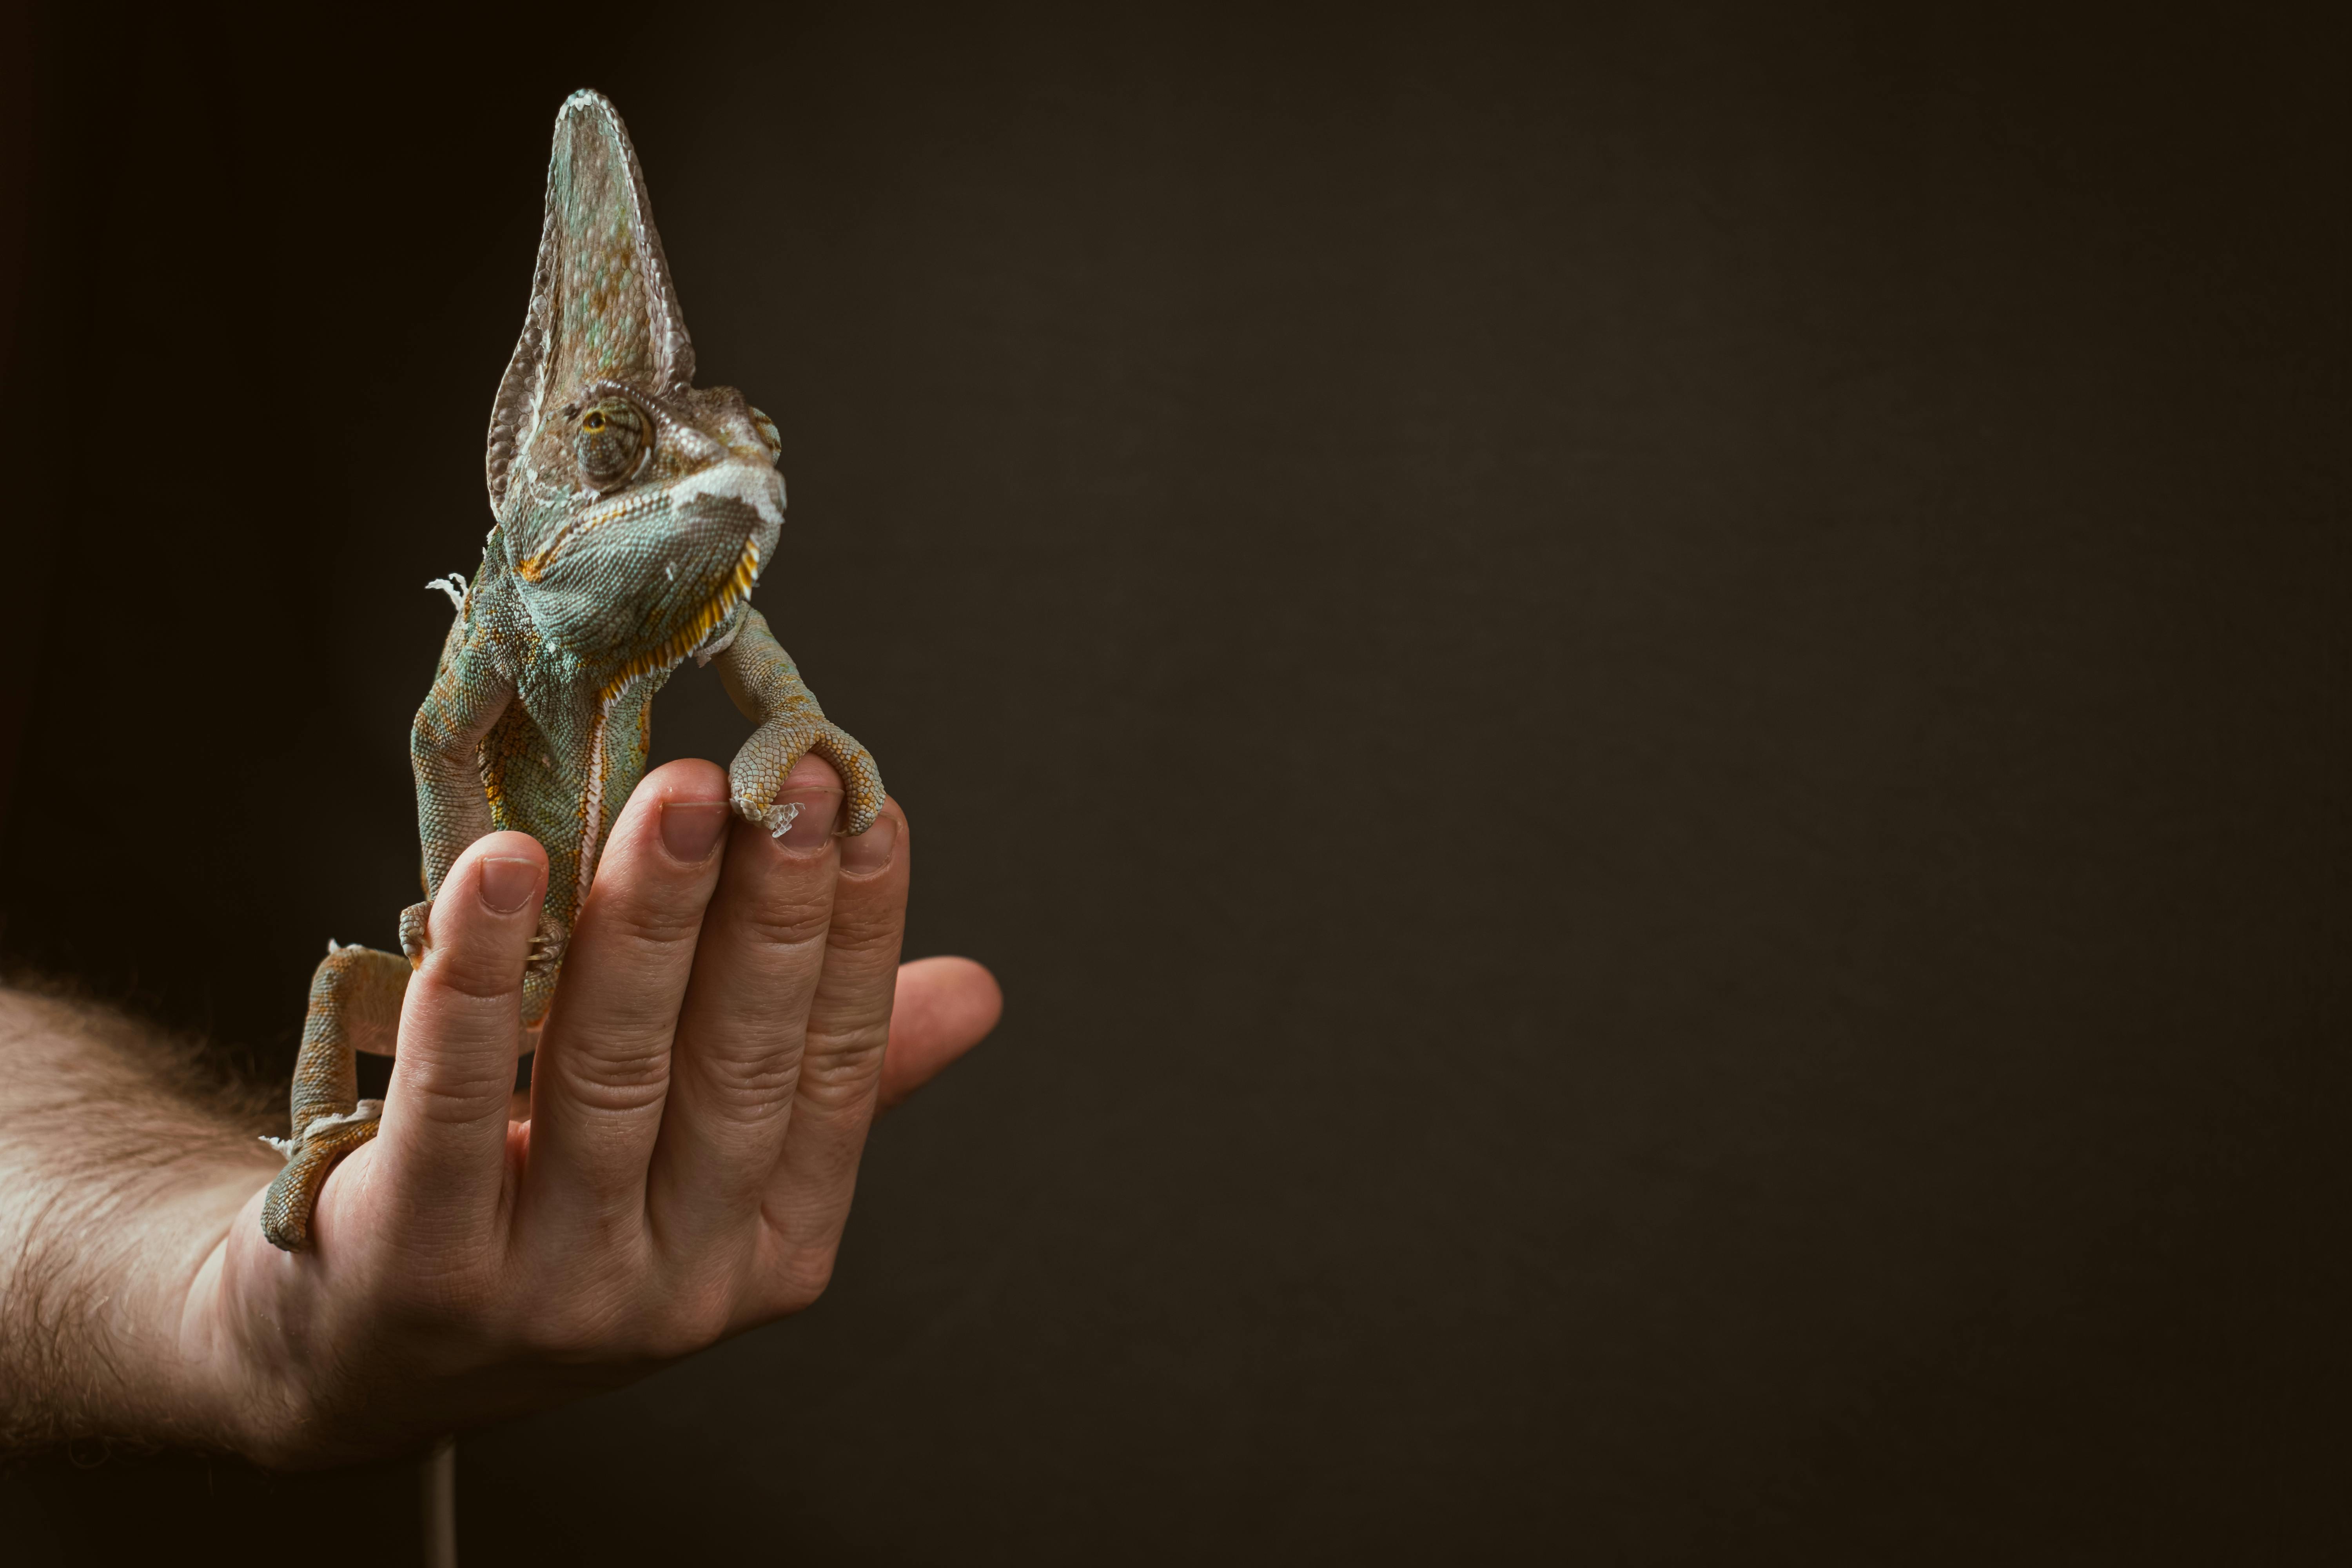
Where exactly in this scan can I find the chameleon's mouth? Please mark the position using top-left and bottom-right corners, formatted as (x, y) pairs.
(517, 459), (783, 582)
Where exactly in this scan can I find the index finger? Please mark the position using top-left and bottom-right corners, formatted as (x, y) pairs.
(374, 831), (545, 1250)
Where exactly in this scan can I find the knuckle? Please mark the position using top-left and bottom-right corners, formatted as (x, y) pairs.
(739, 896), (833, 951)
(423, 945), (523, 1004)
(793, 1022), (888, 1107)
(552, 973), (687, 1045)
(590, 899), (709, 955)
(820, 916), (904, 962)
(656, 1284), (739, 1355)
(771, 1249), (837, 1314)
(545, 1041), (671, 1114)
(691, 1047), (802, 1112)
(400, 1067), (515, 1125)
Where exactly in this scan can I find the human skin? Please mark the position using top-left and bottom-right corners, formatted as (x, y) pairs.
(0, 755), (1000, 1466)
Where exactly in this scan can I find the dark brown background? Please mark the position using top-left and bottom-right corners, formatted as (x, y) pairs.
(2, 3), (2344, 1563)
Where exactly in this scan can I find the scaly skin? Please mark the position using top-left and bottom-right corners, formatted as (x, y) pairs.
(262, 91), (883, 1251)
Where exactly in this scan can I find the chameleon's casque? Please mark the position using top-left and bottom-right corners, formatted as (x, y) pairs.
(260, 91), (884, 1251)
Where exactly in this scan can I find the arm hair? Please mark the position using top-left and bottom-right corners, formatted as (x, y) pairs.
(0, 982), (279, 1456)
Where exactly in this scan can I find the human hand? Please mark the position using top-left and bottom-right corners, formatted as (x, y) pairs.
(162, 758), (995, 1466)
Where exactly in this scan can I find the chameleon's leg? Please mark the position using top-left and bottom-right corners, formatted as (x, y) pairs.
(712, 609), (885, 837)
(261, 943), (411, 1252)
(414, 628), (559, 1025)
(412, 624), (515, 903)
(263, 623), (513, 1252)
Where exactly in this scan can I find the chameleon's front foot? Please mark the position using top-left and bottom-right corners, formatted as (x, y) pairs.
(730, 719), (886, 838)
(260, 1109), (383, 1252)
(713, 613), (886, 838)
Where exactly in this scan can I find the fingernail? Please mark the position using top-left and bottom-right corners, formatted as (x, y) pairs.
(479, 856), (542, 914)
(660, 799), (730, 862)
(840, 813), (898, 875)
(782, 790), (841, 850)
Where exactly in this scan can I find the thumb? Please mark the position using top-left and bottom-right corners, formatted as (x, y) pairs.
(877, 956), (1002, 1112)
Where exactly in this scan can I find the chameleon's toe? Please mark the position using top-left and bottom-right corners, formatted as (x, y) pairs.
(726, 771), (805, 838)
(815, 722), (886, 837)
(260, 1108), (383, 1252)
(526, 918), (566, 965)
(727, 727), (886, 840)
(399, 900), (433, 966)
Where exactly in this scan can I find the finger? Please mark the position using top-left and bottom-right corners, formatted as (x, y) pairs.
(757, 794), (911, 1283)
(521, 760), (729, 1243)
(373, 831), (545, 1247)
(648, 753), (848, 1257)
(877, 956), (1002, 1112)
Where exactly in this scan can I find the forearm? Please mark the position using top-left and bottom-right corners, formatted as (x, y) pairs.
(0, 987), (276, 1455)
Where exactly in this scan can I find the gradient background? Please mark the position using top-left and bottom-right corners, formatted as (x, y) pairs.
(2, 4), (2344, 1562)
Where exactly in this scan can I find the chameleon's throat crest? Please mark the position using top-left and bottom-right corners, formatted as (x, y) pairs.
(597, 533), (763, 702)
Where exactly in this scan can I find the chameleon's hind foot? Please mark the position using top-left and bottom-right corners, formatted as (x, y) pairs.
(399, 901), (432, 965)
(527, 921), (566, 965)
(264, 941), (408, 1251)
(260, 1106), (383, 1252)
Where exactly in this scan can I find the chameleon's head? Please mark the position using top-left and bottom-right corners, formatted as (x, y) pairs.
(484, 90), (784, 679)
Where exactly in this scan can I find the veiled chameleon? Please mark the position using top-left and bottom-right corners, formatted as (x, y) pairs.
(261, 91), (882, 1251)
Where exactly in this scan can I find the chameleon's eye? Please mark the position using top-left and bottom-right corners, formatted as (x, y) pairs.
(575, 399), (650, 488)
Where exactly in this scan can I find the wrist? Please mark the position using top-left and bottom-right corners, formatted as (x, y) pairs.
(82, 1160), (277, 1455)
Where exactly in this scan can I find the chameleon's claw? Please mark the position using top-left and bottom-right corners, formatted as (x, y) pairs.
(399, 901), (432, 967)
(526, 920), (567, 967)
(730, 792), (803, 838)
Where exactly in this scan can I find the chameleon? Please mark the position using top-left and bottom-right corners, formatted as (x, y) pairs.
(260, 89), (884, 1251)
